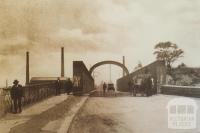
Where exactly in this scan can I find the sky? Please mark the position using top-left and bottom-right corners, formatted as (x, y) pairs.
(0, 0), (200, 87)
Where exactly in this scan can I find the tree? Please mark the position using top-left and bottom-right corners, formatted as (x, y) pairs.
(154, 41), (184, 70)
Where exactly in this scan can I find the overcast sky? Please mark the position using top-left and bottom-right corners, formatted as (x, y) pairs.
(0, 0), (200, 86)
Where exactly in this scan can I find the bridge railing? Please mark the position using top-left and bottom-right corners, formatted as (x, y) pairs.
(0, 82), (56, 117)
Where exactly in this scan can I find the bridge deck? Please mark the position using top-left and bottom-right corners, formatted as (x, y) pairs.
(0, 93), (200, 133)
(69, 94), (200, 133)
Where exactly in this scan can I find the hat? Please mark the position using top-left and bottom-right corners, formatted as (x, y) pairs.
(13, 80), (19, 84)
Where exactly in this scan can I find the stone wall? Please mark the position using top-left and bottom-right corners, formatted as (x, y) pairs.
(117, 61), (167, 93)
(73, 61), (94, 94)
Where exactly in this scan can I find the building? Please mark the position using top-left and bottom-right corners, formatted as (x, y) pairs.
(117, 60), (167, 93)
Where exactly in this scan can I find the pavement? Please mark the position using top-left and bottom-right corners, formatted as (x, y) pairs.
(0, 94), (88, 133)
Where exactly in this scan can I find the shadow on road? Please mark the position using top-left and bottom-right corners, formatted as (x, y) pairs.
(89, 91), (131, 98)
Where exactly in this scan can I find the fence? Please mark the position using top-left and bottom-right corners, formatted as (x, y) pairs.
(0, 82), (56, 118)
(161, 85), (200, 98)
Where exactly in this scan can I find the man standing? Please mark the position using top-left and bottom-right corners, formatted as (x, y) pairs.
(128, 80), (134, 96)
(146, 76), (153, 96)
(66, 78), (73, 95)
(10, 80), (23, 114)
(103, 82), (107, 96)
(55, 78), (61, 95)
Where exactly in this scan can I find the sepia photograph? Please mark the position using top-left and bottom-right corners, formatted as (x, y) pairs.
(0, 0), (200, 133)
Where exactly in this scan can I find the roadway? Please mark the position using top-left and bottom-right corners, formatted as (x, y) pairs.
(68, 92), (200, 133)
(1, 92), (200, 133)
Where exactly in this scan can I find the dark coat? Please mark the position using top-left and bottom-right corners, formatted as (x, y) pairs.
(68, 80), (73, 89)
(10, 84), (23, 99)
(103, 83), (107, 90)
(66, 80), (73, 92)
(55, 81), (61, 89)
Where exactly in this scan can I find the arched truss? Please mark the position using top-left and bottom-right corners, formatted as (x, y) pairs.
(89, 60), (130, 76)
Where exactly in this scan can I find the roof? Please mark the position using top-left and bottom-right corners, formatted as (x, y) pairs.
(30, 77), (70, 81)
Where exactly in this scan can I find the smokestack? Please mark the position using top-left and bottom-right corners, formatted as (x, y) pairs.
(26, 51), (30, 85)
(61, 47), (65, 77)
(6, 80), (8, 89)
(123, 56), (125, 77)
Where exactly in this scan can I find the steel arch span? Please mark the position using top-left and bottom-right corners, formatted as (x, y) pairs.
(89, 60), (130, 76)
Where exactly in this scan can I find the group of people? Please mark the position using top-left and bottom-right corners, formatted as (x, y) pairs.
(55, 78), (73, 95)
(102, 82), (115, 96)
(128, 76), (154, 97)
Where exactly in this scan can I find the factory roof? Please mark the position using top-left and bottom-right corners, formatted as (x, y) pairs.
(30, 77), (70, 81)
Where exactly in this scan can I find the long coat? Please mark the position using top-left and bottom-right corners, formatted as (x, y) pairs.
(10, 84), (23, 99)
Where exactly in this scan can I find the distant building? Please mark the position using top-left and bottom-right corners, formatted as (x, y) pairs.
(30, 77), (70, 84)
(30, 77), (72, 93)
(117, 60), (167, 93)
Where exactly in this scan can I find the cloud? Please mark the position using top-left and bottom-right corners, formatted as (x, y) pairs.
(0, 0), (200, 86)
(0, 0), (136, 56)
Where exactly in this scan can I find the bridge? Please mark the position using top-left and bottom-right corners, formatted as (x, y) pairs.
(0, 48), (200, 133)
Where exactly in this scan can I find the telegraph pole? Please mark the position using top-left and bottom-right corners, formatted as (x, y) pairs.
(123, 56), (125, 77)
(109, 64), (112, 83)
(6, 79), (8, 89)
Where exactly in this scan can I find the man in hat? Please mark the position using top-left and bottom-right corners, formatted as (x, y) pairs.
(65, 78), (73, 95)
(10, 80), (23, 113)
(128, 80), (134, 96)
(55, 78), (61, 95)
(103, 82), (107, 96)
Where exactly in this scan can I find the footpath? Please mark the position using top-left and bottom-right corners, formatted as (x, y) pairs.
(0, 94), (88, 133)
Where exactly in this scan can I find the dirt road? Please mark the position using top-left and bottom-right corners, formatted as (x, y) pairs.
(68, 94), (200, 133)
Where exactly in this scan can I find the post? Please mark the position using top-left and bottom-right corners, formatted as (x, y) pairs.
(26, 51), (30, 85)
(109, 64), (112, 82)
(123, 56), (125, 77)
(6, 80), (8, 89)
(61, 47), (65, 77)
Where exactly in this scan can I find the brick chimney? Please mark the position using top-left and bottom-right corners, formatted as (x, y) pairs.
(61, 47), (65, 77)
(26, 51), (30, 85)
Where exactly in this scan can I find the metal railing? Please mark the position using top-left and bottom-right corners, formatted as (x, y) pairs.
(0, 82), (56, 116)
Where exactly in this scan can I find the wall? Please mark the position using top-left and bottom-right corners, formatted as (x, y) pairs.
(30, 77), (71, 94)
(161, 85), (200, 98)
(73, 61), (94, 94)
(117, 61), (166, 93)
